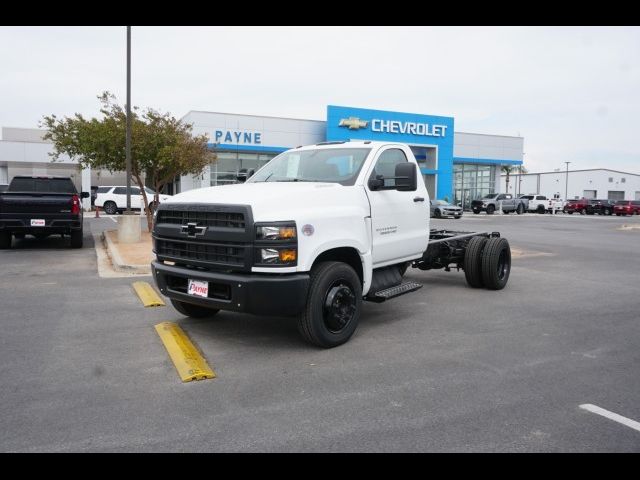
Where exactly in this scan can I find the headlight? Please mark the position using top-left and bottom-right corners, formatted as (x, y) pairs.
(255, 222), (297, 266)
(256, 224), (296, 240)
(152, 208), (159, 230)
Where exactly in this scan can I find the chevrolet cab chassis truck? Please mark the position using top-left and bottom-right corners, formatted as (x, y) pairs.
(152, 141), (511, 348)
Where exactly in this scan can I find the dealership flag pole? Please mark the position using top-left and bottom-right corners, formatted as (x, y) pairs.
(564, 161), (571, 201)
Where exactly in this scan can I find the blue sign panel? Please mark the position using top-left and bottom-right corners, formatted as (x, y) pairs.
(326, 105), (455, 200)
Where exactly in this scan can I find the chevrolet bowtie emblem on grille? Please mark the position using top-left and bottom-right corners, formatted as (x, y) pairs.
(338, 117), (369, 130)
(181, 222), (207, 238)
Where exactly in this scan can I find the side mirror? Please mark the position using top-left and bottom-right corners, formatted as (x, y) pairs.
(368, 174), (385, 191)
(81, 191), (90, 199)
(395, 163), (417, 192)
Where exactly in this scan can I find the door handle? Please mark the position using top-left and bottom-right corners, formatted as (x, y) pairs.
(413, 197), (425, 202)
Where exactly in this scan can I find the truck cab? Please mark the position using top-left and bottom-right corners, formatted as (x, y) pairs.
(152, 141), (511, 347)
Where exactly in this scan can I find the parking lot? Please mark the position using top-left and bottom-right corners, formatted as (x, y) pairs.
(1, 212), (639, 452)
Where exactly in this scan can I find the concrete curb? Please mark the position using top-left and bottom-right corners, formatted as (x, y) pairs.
(102, 231), (151, 274)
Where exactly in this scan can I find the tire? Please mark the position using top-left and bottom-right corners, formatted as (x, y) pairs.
(486, 204), (495, 215)
(170, 299), (220, 318)
(503, 210), (510, 214)
(0, 231), (11, 249)
(14, 233), (25, 240)
(606, 208), (612, 216)
(433, 209), (442, 218)
(473, 209), (480, 214)
(516, 204), (524, 214)
(580, 208), (586, 215)
(103, 201), (117, 215)
(481, 237), (511, 290)
(454, 215), (462, 219)
(537, 205), (545, 214)
(464, 236), (487, 288)
(616, 213), (621, 216)
(567, 211), (573, 214)
(70, 228), (83, 248)
(297, 261), (362, 348)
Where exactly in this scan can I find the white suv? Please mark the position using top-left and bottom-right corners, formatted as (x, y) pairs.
(95, 186), (172, 214)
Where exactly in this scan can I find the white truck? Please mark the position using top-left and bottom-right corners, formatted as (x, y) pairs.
(151, 141), (511, 348)
(518, 194), (564, 214)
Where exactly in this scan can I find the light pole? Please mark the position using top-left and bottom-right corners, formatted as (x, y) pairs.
(564, 161), (571, 200)
(125, 25), (132, 214)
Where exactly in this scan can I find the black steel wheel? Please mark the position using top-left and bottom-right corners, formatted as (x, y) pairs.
(481, 237), (511, 290)
(298, 261), (362, 348)
(171, 299), (220, 318)
(537, 205), (545, 214)
(103, 201), (117, 215)
(464, 236), (488, 288)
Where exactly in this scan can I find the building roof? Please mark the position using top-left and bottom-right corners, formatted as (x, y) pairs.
(501, 168), (640, 177)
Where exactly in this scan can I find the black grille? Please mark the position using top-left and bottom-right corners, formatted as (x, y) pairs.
(156, 238), (245, 266)
(157, 210), (245, 229)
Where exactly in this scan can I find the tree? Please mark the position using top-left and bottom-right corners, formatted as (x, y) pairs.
(502, 165), (514, 193)
(41, 92), (215, 231)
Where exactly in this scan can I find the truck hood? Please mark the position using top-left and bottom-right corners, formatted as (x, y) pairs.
(164, 182), (369, 221)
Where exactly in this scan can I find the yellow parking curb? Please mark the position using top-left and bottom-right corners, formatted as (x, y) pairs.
(154, 322), (216, 382)
(132, 281), (165, 307)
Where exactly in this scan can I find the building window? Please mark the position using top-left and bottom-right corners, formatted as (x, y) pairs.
(608, 177), (613, 183)
(209, 151), (277, 186)
(454, 164), (496, 209)
(608, 191), (625, 201)
(621, 177), (626, 183)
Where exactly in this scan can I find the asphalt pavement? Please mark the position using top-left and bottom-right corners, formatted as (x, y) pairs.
(1, 212), (639, 452)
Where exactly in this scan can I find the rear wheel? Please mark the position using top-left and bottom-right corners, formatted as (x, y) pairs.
(0, 231), (11, 249)
(171, 299), (220, 318)
(481, 237), (511, 290)
(297, 261), (361, 348)
(580, 208), (587, 215)
(537, 205), (545, 214)
(70, 229), (83, 248)
(486, 205), (495, 215)
(103, 201), (117, 215)
(464, 236), (487, 288)
(516, 204), (524, 214)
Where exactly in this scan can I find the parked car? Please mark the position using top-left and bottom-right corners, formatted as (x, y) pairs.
(614, 200), (640, 216)
(471, 193), (528, 214)
(563, 198), (590, 214)
(518, 194), (563, 214)
(589, 199), (616, 216)
(0, 176), (88, 249)
(94, 185), (172, 215)
(430, 200), (462, 219)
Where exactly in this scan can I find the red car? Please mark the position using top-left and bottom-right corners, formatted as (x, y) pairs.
(563, 198), (590, 214)
(614, 200), (640, 216)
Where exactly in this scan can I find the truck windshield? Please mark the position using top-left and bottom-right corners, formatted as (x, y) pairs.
(8, 177), (77, 193)
(248, 148), (371, 186)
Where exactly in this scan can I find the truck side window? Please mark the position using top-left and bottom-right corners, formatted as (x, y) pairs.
(370, 149), (408, 188)
(497, 194), (506, 200)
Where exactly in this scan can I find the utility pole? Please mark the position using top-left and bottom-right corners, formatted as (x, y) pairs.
(125, 25), (132, 213)
(564, 161), (571, 200)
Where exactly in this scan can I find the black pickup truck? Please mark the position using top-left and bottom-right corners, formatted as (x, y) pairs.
(0, 176), (89, 249)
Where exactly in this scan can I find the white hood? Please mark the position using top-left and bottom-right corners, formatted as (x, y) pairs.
(165, 182), (369, 221)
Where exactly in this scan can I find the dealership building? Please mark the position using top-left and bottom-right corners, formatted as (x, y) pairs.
(2, 104), (526, 208)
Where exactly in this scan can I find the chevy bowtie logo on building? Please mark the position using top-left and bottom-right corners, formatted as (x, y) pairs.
(339, 117), (369, 130)
(181, 222), (207, 238)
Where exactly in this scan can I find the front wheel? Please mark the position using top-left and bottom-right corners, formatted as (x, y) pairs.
(486, 205), (495, 215)
(434, 209), (442, 218)
(472, 209), (480, 214)
(0, 231), (11, 249)
(481, 237), (511, 290)
(516, 204), (524, 214)
(298, 261), (362, 348)
(171, 299), (220, 318)
(454, 215), (462, 219)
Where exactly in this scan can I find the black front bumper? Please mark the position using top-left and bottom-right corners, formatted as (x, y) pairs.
(152, 261), (310, 316)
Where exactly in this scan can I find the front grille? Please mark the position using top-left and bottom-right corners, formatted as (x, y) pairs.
(156, 238), (245, 267)
(157, 210), (245, 229)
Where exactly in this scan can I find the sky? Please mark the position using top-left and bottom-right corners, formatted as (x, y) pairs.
(1, 26), (639, 173)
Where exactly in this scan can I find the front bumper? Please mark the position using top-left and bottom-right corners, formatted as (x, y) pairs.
(152, 260), (310, 316)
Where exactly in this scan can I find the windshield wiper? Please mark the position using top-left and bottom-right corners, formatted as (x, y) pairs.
(274, 178), (314, 182)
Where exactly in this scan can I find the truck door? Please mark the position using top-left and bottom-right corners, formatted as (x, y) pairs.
(365, 147), (429, 267)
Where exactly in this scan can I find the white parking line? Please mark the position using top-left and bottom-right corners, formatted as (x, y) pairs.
(580, 404), (640, 432)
